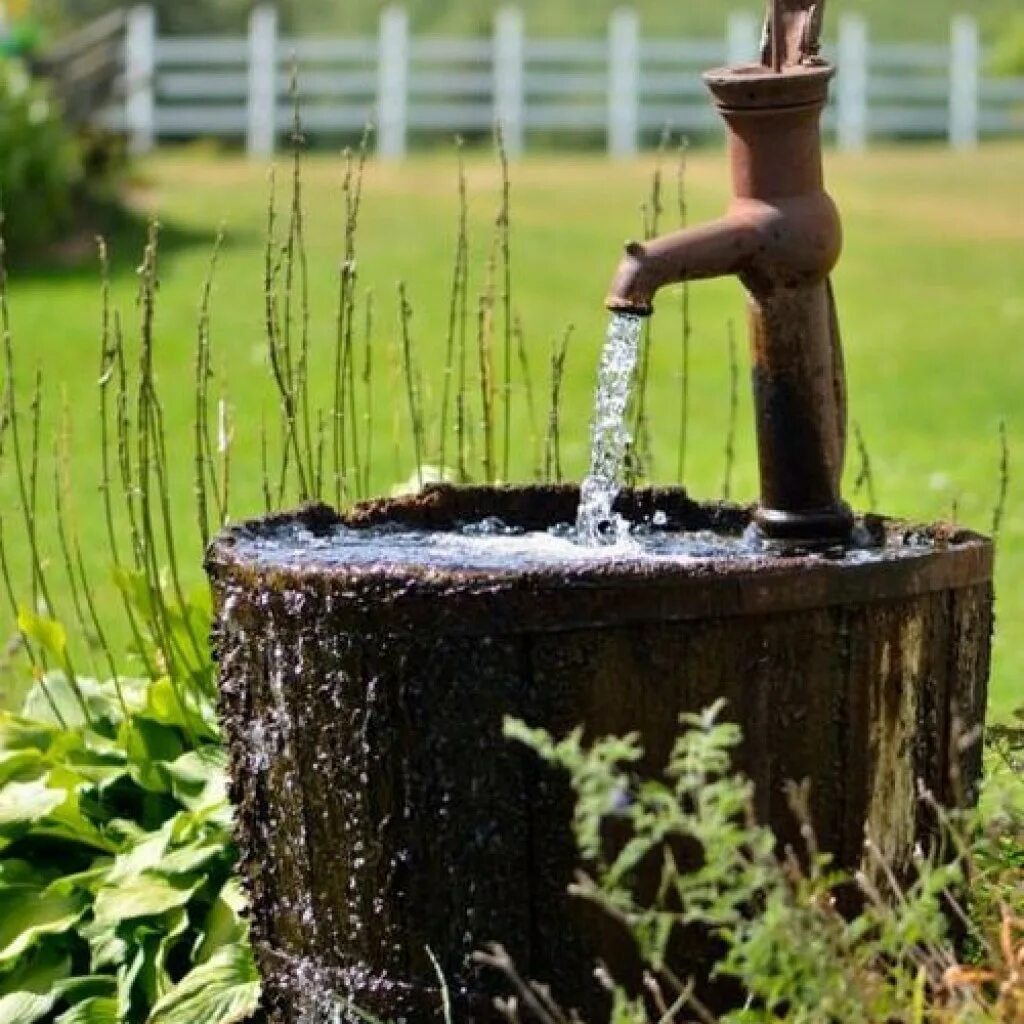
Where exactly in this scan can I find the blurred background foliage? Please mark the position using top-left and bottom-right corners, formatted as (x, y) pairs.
(991, 15), (1024, 75)
(30, 0), (323, 35)
(0, 60), (80, 252)
(23, 0), (1024, 43)
(0, 52), (125, 258)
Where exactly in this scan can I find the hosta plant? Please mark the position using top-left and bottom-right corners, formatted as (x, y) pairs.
(0, 614), (260, 1024)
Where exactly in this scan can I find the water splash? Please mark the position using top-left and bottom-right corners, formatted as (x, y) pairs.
(576, 313), (644, 545)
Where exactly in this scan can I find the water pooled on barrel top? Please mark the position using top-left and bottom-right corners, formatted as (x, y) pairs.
(228, 514), (934, 574)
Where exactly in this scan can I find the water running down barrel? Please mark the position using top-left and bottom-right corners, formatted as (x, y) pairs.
(208, 487), (992, 1021)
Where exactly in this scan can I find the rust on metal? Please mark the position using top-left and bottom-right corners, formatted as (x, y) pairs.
(763, 0), (828, 71)
(606, 0), (850, 543)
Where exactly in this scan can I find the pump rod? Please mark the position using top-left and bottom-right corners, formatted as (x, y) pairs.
(771, 0), (783, 71)
(761, 1), (826, 71)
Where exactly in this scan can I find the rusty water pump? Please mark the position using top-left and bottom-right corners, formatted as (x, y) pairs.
(608, 0), (850, 542)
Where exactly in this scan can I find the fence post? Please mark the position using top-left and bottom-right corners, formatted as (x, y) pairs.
(247, 5), (278, 158)
(837, 13), (868, 152)
(378, 7), (409, 159)
(607, 8), (639, 157)
(494, 7), (525, 157)
(726, 11), (760, 66)
(125, 5), (156, 154)
(949, 15), (980, 149)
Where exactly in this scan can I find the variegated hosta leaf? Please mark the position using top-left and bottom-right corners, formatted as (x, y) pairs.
(147, 944), (261, 1024)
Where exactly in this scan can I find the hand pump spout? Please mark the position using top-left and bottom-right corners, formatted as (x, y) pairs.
(606, 1), (852, 542)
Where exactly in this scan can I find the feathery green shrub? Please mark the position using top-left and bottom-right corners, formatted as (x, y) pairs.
(497, 706), (1024, 1023)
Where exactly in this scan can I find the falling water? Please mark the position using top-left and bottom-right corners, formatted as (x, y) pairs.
(576, 313), (644, 544)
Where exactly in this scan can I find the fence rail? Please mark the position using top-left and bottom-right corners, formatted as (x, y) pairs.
(79, 5), (1024, 156)
(34, 8), (127, 128)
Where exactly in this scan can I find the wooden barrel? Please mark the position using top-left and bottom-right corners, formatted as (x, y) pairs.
(206, 485), (993, 1023)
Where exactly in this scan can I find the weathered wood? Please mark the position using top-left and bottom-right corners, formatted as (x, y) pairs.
(208, 485), (993, 1023)
(33, 8), (128, 128)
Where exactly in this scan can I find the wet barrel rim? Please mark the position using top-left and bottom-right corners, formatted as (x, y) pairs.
(206, 485), (994, 638)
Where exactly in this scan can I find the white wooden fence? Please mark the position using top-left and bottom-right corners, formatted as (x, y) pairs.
(110, 5), (1024, 157)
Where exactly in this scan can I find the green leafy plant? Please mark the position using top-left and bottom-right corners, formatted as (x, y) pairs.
(0, 220), (258, 1019)
(0, 603), (260, 1024)
(499, 705), (1024, 1023)
(0, 597), (258, 1024)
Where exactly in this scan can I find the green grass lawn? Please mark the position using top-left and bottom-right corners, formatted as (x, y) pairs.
(0, 143), (1021, 718)
(326, 0), (1024, 43)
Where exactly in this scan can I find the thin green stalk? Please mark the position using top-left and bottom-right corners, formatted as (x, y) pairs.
(477, 290), (496, 485)
(629, 318), (654, 487)
(286, 85), (316, 499)
(334, 128), (370, 507)
(260, 414), (272, 514)
(27, 370), (42, 609)
(0, 519), (63, 728)
(630, 135), (671, 487)
(513, 313), (540, 480)
(0, 401), (57, 722)
(722, 322), (739, 502)
(134, 225), (201, 735)
(264, 165), (309, 505)
(96, 239), (120, 561)
(194, 232), (226, 548)
(495, 124), (513, 482)
(114, 313), (144, 570)
(52, 402), (100, 678)
(992, 420), (1009, 543)
(439, 138), (468, 477)
(97, 247), (157, 682)
(476, 218), (503, 486)
(333, 151), (354, 506)
(0, 257), (90, 722)
(853, 422), (877, 513)
(361, 290), (375, 500)
(314, 409), (326, 501)
(388, 312), (403, 486)
(397, 282), (425, 489)
(73, 538), (128, 720)
(194, 321), (211, 548)
(455, 216), (471, 484)
(544, 325), (573, 484)
(649, 127), (669, 236)
(54, 405), (131, 722)
(217, 394), (232, 526)
(676, 139), (692, 486)
(150, 391), (208, 676)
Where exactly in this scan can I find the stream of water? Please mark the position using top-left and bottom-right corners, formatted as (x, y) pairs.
(575, 313), (645, 545)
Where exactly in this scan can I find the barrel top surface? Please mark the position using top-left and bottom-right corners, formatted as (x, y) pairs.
(206, 485), (993, 632)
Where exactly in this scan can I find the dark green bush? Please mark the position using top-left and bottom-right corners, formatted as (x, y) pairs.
(38, 0), (320, 35)
(0, 59), (82, 254)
